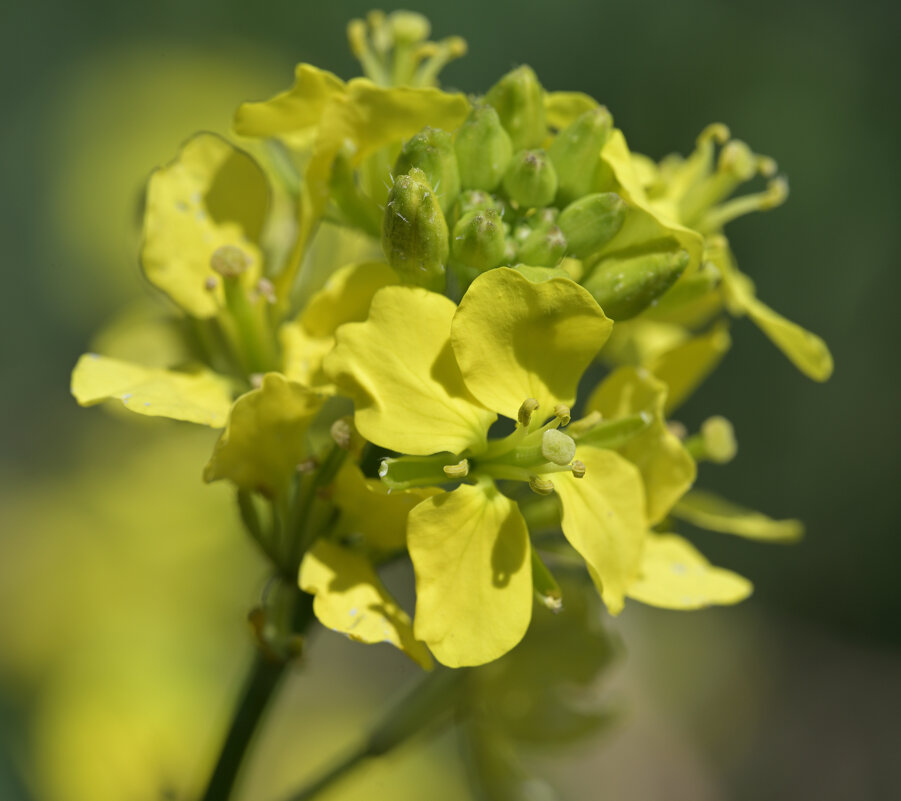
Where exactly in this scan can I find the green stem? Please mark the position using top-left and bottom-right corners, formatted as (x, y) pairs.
(199, 590), (315, 801)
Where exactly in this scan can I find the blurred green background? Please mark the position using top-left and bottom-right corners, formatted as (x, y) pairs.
(1, 1), (898, 799)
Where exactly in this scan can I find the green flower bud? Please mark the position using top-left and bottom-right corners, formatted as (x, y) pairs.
(452, 209), (507, 271)
(513, 263), (572, 283)
(484, 65), (547, 150)
(502, 149), (558, 209)
(548, 106), (613, 205)
(528, 206), (558, 228)
(583, 248), (690, 321)
(454, 106), (513, 191)
(557, 192), (626, 259)
(517, 222), (567, 267)
(394, 127), (461, 215)
(455, 189), (502, 219)
(382, 167), (448, 292)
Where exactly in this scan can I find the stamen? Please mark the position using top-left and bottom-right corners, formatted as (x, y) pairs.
(518, 397), (540, 427)
(699, 176), (789, 233)
(204, 276), (218, 291)
(571, 460), (586, 479)
(443, 459), (470, 479)
(529, 475), (556, 495)
(567, 410), (602, 437)
(553, 404), (571, 426)
(330, 418), (354, 451)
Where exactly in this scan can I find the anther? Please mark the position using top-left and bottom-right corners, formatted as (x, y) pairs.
(443, 459), (470, 479)
(701, 416), (737, 464)
(553, 404), (571, 426)
(529, 475), (555, 495)
(518, 398), (540, 427)
(330, 417), (354, 451)
(249, 373), (264, 389)
(571, 460), (586, 479)
(255, 278), (276, 304)
(204, 276), (218, 291)
(210, 244), (250, 278)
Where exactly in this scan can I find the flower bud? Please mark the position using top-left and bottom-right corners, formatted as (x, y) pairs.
(454, 106), (513, 191)
(452, 209), (507, 271)
(455, 189), (503, 219)
(382, 167), (448, 292)
(548, 106), (613, 205)
(557, 192), (626, 259)
(394, 127), (460, 214)
(502, 149), (558, 209)
(583, 248), (690, 321)
(516, 221), (567, 267)
(484, 65), (547, 150)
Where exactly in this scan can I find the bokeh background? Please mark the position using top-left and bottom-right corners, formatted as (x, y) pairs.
(2, 0), (899, 799)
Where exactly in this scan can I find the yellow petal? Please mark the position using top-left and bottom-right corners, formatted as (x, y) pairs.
(649, 322), (732, 414)
(141, 133), (267, 318)
(720, 252), (833, 382)
(408, 481), (532, 667)
(203, 373), (322, 496)
(279, 324), (335, 389)
(71, 354), (233, 427)
(586, 367), (696, 524)
(233, 63), (346, 139)
(451, 268), (611, 421)
(300, 261), (399, 337)
(332, 461), (439, 552)
(324, 286), (495, 456)
(544, 91), (598, 130)
(299, 540), (432, 669)
(555, 448), (646, 614)
(673, 490), (803, 542)
(627, 533), (752, 609)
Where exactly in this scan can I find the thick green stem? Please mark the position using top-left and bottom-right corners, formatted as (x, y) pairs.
(198, 591), (315, 801)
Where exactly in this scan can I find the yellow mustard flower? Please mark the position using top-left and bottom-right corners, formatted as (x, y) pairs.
(324, 267), (649, 667)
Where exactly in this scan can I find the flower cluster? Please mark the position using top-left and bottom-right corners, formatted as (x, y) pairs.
(71, 10), (828, 674)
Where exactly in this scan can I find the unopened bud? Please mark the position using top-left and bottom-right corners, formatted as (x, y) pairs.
(210, 244), (250, 278)
(484, 65), (547, 150)
(529, 475), (556, 495)
(571, 460), (586, 479)
(454, 105), (513, 191)
(557, 193), (626, 259)
(382, 167), (448, 292)
(502, 149), (558, 209)
(701, 416), (737, 463)
(549, 106), (613, 205)
(517, 221), (567, 267)
(584, 248), (690, 321)
(455, 189), (501, 218)
(541, 429), (576, 466)
(452, 209), (507, 271)
(394, 127), (460, 214)
(518, 397), (540, 427)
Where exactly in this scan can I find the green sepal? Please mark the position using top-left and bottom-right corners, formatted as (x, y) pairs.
(452, 209), (507, 271)
(511, 263), (573, 283)
(484, 65), (547, 150)
(502, 149), (558, 209)
(549, 106), (613, 206)
(394, 127), (461, 214)
(454, 105), (514, 191)
(557, 192), (626, 259)
(583, 248), (690, 321)
(381, 167), (449, 292)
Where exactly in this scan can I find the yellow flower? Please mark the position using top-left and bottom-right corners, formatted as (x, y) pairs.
(325, 267), (649, 667)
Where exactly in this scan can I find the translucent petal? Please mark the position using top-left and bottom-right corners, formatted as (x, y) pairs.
(627, 533), (752, 609)
(233, 63), (346, 139)
(299, 540), (432, 669)
(555, 448), (646, 614)
(650, 322), (732, 414)
(586, 367), (696, 524)
(332, 461), (439, 552)
(544, 91), (598, 130)
(141, 133), (267, 318)
(71, 353), (233, 427)
(324, 286), (495, 456)
(451, 268), (611, 421)
(408, 482), (532, 667)
(673, 490), (803, 542)
(203, 373), (322, 497)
